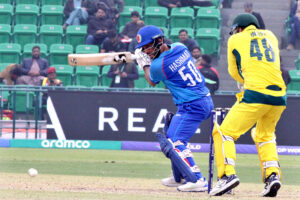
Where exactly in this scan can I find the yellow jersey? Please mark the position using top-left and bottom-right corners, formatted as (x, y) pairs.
(227, 25), (286, 97)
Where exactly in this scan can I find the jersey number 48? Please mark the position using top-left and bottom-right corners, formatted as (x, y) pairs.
(250, 38), (275, 62)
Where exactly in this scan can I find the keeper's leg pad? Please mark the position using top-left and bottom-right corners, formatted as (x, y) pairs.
(156, 133), (198, 183)
(251, 128), (281, 182)
(212, 122), (236, 178)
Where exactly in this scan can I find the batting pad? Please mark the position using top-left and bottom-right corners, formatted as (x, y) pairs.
(251, 128), (281, 182)
(212, 122), (236, 178)
(171, 160), (182, 183)
(156, 133), (198, 183)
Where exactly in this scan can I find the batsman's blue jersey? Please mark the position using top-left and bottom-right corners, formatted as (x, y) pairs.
(150, 43), (210, 105)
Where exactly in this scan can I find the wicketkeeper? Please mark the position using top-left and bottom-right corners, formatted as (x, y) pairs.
(209, 13), (287, 197)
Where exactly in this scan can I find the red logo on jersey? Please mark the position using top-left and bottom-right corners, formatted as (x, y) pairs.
(137, 34), (142, 43)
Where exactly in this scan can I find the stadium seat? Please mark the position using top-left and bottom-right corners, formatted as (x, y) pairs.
(41, 0), (64, 5)
(119, 6), (143, 27)
(294, 54), (300, 70)
(156, 81), (165, 89)
(15, 0), (37, 4)
(49, 44), (73, 65)
(100, 65), (111, 87)
(195, 8), (221, 29)
(170, 7), (194, 28)
(23, 43), (48, 59)
(76, 45), (99, 54)
(0, 0), (11, 3)
(159, 26), (169, 38)
(75, 66), (100, 87)
(8, 88), (35, 113)
(65, 25), (87, 49)
(211, 0), (220, 8)
(15, 4), (39, 25)
(287, 70), (300, 91)
(144, 7), (168, 27)
(13, 24), (37, 50)
(41, 5), (64, 25)
(119, 25), (124, 34)
(0, 24), (11, 43)
(170, 27), (194, 42)
(134, 70), (148, 88)
(52, 64), (74, 86)
(0, 43), (21, 63)
(39, 25), (63, 48)
(123, 0), (140, 6)
(144, 0), (159, 7)
(195, 28), (220, 56)
(0, 4), (13, 24)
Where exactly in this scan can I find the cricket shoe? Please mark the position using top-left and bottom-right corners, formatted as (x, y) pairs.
(177, 178), (208, 192)
(209, 174), (240, 196)
(161, 176), (185, 187)
(262, 173), (281, 197)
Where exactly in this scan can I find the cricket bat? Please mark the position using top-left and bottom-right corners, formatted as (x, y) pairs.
(68, 52), (136, 66)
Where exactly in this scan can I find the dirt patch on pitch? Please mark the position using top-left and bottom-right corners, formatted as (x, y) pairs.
(0, 173), (299, 200)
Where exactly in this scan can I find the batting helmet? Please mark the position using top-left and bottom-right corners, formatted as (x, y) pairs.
(136, 25), (164, 49)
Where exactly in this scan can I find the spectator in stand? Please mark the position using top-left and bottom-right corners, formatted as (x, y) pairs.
(128, 37), (138, 53)
(41, 67), (63, 87)
(78, 0), (107, 16)
(41, 67), (62, 119)
(0, 64), (20, 85)
(244, 2), (265, 29)
(279, 57), (291, 86)
(222, 0), (232, 8)
(16, 46), (49, 86)
(101, 0), (124, 24)
(281, 66), (291, 86)
(197, 54), (219, 94)
(286, 0), (300, 50)
(158, 0), (213, 9)
(102, 30), (138, 88)
(101, 30), (126, 53)
(191, 46), (202, 67)
(121, 11), (145, 43)
(160, 28), (173, 45)
(107, 61), (139, 88)
(178, 29), (199, 52)
(85, 7), (116, 47)
(63, 0), (88, 30)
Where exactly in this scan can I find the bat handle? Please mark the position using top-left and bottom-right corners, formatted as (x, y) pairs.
(130, 54), (136, 60)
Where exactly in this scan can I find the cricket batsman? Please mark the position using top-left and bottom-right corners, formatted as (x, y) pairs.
(134, 25), (214, 192)
(209, 13), (286, 197)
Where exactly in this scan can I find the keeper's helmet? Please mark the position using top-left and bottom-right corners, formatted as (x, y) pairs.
(136, 25), (164, 49)
(230, 13), (260, 35)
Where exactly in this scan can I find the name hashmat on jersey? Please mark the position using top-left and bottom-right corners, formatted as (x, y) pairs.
(169, 50), (190, 72)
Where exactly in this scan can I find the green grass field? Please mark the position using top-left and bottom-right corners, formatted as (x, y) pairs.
(0, 148), (299, 200)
